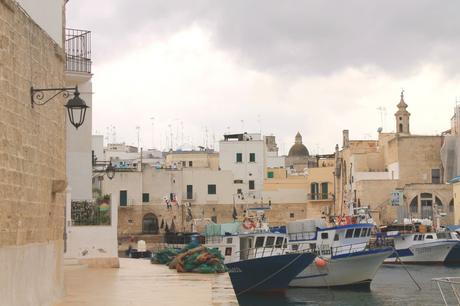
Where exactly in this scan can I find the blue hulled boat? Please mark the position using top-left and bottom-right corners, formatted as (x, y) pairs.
(227, 249), (314, 295)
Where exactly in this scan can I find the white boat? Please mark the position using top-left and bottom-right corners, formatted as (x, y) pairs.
(383, 228), (459, 264)
(287, 219), (392, 289)
(204, 208), (315, 295)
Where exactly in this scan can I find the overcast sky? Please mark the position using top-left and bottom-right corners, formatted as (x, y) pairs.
(67, 1), (460, 155)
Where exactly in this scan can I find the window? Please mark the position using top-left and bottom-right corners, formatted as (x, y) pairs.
(410, 196), (418, 213)
(432, 169), (441, 184)
(321, 232), (329, 239)
(353, 228), (361, 238)
(234, 179), (243, 184)
(449, 199), (454, 212)
(418, 235), (423, 241)
(236, 153), (242, 163)
(227, 237), (233, 244)
(266, 236), (275, 247)
(237, 188), (242, 195)
(211, 216), (217, 223)
(290, 213), (295, 218)
(334, 234), (339, 241)
(182, 161), (186, 167)
(186, 185), (193, 199)
(255, 236), (265, 248)
(399, 123), (403, 132)
(267, 171), (274, 179)
(142, 193), (149, 203)
(189, 161), (193, 167)
(413, 235), (418, 241)
(345, 229), (353, 238)
(291, 244), (299, 251)
(225, 247), (232, 256)
(275, 237), (284, 248)
(120, 190), (127, 206)
(208, 184), (216, 195)
(249, 180), (255, 190)
(142, 213), (159, 234)
(310, 183), (319, 200)
(321, 182), (328, 199)
(361, 228), (368, 237)
(426, 235), (433, 239)
(249, 153), (256, 162)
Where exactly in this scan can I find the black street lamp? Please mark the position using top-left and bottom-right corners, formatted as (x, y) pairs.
(31, 85), (89, 129)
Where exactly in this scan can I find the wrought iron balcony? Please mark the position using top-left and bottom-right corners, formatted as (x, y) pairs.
(308, 192), (334, 201)
(65, 28), (92, 73)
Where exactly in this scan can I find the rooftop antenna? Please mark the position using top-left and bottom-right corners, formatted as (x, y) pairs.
(136, 126), (140, 150)
(150, 117), (155, 149)
(168, 124), (173, 150)
(377, 106), (386, 131)
(205, 126), (209, 149)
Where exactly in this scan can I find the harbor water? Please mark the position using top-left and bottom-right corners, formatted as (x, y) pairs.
(238, 265), (460, 306)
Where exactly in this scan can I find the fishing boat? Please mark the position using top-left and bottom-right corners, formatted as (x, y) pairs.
(381, 221), (459, 264)
(205, 208), (315, 296)
(286, 218), (392, 289)
(443, 226), (460, 265)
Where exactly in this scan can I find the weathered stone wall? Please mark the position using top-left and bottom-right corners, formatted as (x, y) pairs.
(117, 201), (330, 236)
(0, 1), (66, 305)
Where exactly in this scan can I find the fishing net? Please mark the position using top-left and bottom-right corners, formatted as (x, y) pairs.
(152, 243), (227, 274)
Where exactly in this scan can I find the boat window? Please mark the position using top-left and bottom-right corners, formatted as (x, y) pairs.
(291, 244), (299, 251)
(438, 232), (449, 239)
(361, 228), (368, 237)
(345, 229), (353, 238)
(225, 247), (232, 256)
(310, 243), (316, 250)
(425, 235), (433, 239)
(266, 236), (275, 247)
(368, 229), (372, 236)
(255, 236), (265, 248)
(413, 235), (418, 241)
(226, 238), (233, 244)
(275, 237), (284, 248)
(321, 232), (329, 239)
(418, 235), (423, 241)
(282, 238), (287, 248)
(353, 228), (361, 238)
(334, 234), (339, 241)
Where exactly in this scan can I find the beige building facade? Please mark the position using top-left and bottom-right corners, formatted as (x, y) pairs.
(336, 93), (453, 226)
(0, 1), (68, 305)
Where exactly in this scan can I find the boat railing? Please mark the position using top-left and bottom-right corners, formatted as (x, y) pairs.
(234, 245), (289, 260)
(288, 231), (316, 241)
(432, 277), (460, 306)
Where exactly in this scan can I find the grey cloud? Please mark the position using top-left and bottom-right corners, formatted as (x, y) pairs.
(67, 0), (460, 75)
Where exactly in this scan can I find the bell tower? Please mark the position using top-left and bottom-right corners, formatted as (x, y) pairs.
(395, 90), (410, 134)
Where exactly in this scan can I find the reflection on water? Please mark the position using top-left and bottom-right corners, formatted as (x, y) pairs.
(238, 265), (460, 306)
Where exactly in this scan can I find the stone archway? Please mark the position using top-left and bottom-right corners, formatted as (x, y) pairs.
(142, 213), (159, 234)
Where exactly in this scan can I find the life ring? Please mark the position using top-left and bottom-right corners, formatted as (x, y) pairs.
(243, 218), (256, 230)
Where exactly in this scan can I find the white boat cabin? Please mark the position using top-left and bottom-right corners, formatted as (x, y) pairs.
(287, 219), (374, 258)
(206, 232), (288, 263)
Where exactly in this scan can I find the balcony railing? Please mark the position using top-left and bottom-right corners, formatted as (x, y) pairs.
(65, 28), (91, 73)
(308, 193), (334, 201)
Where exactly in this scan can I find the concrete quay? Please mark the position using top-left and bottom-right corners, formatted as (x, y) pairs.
(54, 258), (238, 306)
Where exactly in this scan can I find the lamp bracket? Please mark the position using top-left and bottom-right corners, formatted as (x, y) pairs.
(30, 86), (78, 108)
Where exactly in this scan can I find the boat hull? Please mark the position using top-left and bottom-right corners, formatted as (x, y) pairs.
(384, 241), (457, 264)
(445, 242), (460, 265)
(289, 248), (392, 288)
(226, 252), (315, 295)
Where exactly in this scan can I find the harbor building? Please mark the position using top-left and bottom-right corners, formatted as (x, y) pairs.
(1, 0), (66, 304)
(335, 92), (454, 225)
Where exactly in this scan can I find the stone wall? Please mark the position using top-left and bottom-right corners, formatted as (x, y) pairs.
(0, 1), (66, 305)
(118, 201), (331, 236)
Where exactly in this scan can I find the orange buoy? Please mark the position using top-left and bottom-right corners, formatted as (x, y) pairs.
(314, 257), (328, 268)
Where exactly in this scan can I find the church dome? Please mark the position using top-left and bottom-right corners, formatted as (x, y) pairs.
(288, 132), (309, 157)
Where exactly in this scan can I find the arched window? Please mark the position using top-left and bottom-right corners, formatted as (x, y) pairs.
(410, 196), (418, 214)
(142, 213), (159, 234)
(311, 182), (319, 200)
(449, 199), (454, 213)
(399, 123), (403, 132)
(420, 193), (433, 219)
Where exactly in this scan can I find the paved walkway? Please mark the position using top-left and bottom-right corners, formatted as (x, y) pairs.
(55, 258), (238, 306)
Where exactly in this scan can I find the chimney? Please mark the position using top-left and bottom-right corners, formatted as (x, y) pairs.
(342, 130), (349, 148)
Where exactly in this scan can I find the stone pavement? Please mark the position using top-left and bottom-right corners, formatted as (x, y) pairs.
(54, 258), (238, 306)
